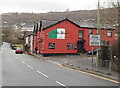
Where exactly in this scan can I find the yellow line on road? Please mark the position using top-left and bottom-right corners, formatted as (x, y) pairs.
(59, 64), (120, 84)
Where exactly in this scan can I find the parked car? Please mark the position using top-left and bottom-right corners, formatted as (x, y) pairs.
(11, 44), (16, 50)
(15, 47), (24, 54)
(86, 48), (100, 55)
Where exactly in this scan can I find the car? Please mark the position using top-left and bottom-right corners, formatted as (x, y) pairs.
(15, 47), (24, 54)
(86, 48), (100, 55)
(12, 46), (17, 50)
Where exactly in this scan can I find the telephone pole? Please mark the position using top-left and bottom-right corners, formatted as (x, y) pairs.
(97, 0), (100, 34)
(96, 0), (101, 66)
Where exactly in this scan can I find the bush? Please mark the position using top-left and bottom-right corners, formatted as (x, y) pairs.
(111, 57), (118, 71)
(109, 42), (118, 71)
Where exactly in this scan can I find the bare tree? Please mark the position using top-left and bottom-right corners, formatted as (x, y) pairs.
(99, 0), (118, 28)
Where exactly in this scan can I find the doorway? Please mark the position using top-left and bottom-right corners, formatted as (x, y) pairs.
(77, 39), (86, 53)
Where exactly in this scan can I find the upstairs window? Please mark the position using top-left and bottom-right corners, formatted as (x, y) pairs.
(78, 30), (83, 38)
(88, 29), (93, 36)
(107, 30), (112, 37)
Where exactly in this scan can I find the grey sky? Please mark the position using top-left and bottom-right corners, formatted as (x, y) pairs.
(0, 0), (117, 14)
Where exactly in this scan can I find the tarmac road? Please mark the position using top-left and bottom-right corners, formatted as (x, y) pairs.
(1, 42), (119, 87)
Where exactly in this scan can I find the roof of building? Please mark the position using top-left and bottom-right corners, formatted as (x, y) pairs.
(25, 31), (33, 37)
(34, 18), (115, 31)
(42, 18), (81, 30)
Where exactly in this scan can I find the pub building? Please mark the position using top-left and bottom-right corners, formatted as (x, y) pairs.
(33, 18), (116, 56)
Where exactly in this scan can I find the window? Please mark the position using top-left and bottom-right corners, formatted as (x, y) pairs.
(88, 29), (93, 36)
(73, 44), (77, 50)
(107, 30), (112, 37)
(67, 43), (77, 50)
(78, 30), (83, 38)
(101, 40), (108, 46)
(67, 43), (73, 50)
(48, 43), (55, 49)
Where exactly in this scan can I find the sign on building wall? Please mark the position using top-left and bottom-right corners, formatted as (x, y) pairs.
(90, 35), (101, 46)
(48, 28), (65, 39)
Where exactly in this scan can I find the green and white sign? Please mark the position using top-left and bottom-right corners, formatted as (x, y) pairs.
(48, 28), (65, 39)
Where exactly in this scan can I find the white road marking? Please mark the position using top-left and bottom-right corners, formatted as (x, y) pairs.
(12, 54), (26, 65)
(56, 81), (68, 88)
(11, 53), (49, 78)
(14, 56), (20, 61)
(36, 70), (48, 78)
(21, 61), (25, 64)
(27, 64), (33, 69)
(17, 58), (20, 60)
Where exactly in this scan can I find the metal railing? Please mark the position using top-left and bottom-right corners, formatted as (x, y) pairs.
(62, 56), (117, 74)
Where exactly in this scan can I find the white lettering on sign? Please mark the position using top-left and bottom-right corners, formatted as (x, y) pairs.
(90, 35), (101, 46)
(90, 35), (100, 40)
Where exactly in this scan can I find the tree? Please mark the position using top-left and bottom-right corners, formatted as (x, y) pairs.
(99, 1), (118, 28)
(2, 27), (23, 44)
(117, 0), (120, 72)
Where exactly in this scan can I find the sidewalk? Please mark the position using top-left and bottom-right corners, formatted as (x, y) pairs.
(31, 53), (119, 81)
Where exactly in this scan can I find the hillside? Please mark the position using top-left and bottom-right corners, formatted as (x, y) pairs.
(1, 7), (118, 27)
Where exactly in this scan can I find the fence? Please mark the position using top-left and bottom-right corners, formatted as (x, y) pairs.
(62, 56), (114, 74)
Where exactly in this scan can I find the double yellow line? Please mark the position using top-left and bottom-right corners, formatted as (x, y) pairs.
(60, 64), (120, 84)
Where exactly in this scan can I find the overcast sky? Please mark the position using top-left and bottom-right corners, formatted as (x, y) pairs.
(0, 0), (117, 14)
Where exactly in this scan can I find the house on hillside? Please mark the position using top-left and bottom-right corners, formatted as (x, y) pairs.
(32, 18), (116, 56)
(21, 25), (34, 32)
(24, 32), (33, 54)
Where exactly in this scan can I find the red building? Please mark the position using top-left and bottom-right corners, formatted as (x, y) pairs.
(33, 18), (116, 55)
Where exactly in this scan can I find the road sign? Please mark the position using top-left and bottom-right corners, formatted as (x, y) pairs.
(90, 35), (100, 46)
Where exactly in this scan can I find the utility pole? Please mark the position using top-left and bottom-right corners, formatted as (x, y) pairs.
(96, 0), (101, 66)
(97, 0), (100, 35)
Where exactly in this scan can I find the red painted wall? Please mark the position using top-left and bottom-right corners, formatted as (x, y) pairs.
(34, 20), (116, 54)
(100, 29), (115, 45)
(33, 36), (37, 50)
(41, 20), (80, 54)
(83, 28), (99, 51)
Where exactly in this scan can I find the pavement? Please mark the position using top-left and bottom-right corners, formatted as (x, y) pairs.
(32, 53), (119, 82)
(1, 42), (119, 87)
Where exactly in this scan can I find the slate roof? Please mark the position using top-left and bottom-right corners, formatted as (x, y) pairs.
(42, 20), (58, 29)
(25, 31), (33, 37)
(34, 18), (115, 31)
(73, 20), (115, 29)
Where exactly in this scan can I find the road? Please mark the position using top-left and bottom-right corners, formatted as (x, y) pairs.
(1, 43), (119, 87)
(0, 44), (2, 87)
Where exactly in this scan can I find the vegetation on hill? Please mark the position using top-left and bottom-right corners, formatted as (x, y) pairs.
(2, 27), (23, 44)
(1, 8), (118, 27)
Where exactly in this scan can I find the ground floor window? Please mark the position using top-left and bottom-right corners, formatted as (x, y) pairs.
(67, 43), (73, 50)
(101, 40), (108, 46)
(73, 44), (77, 50)
(67, 43), (77, 50)
(48, 43), (55, 49)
